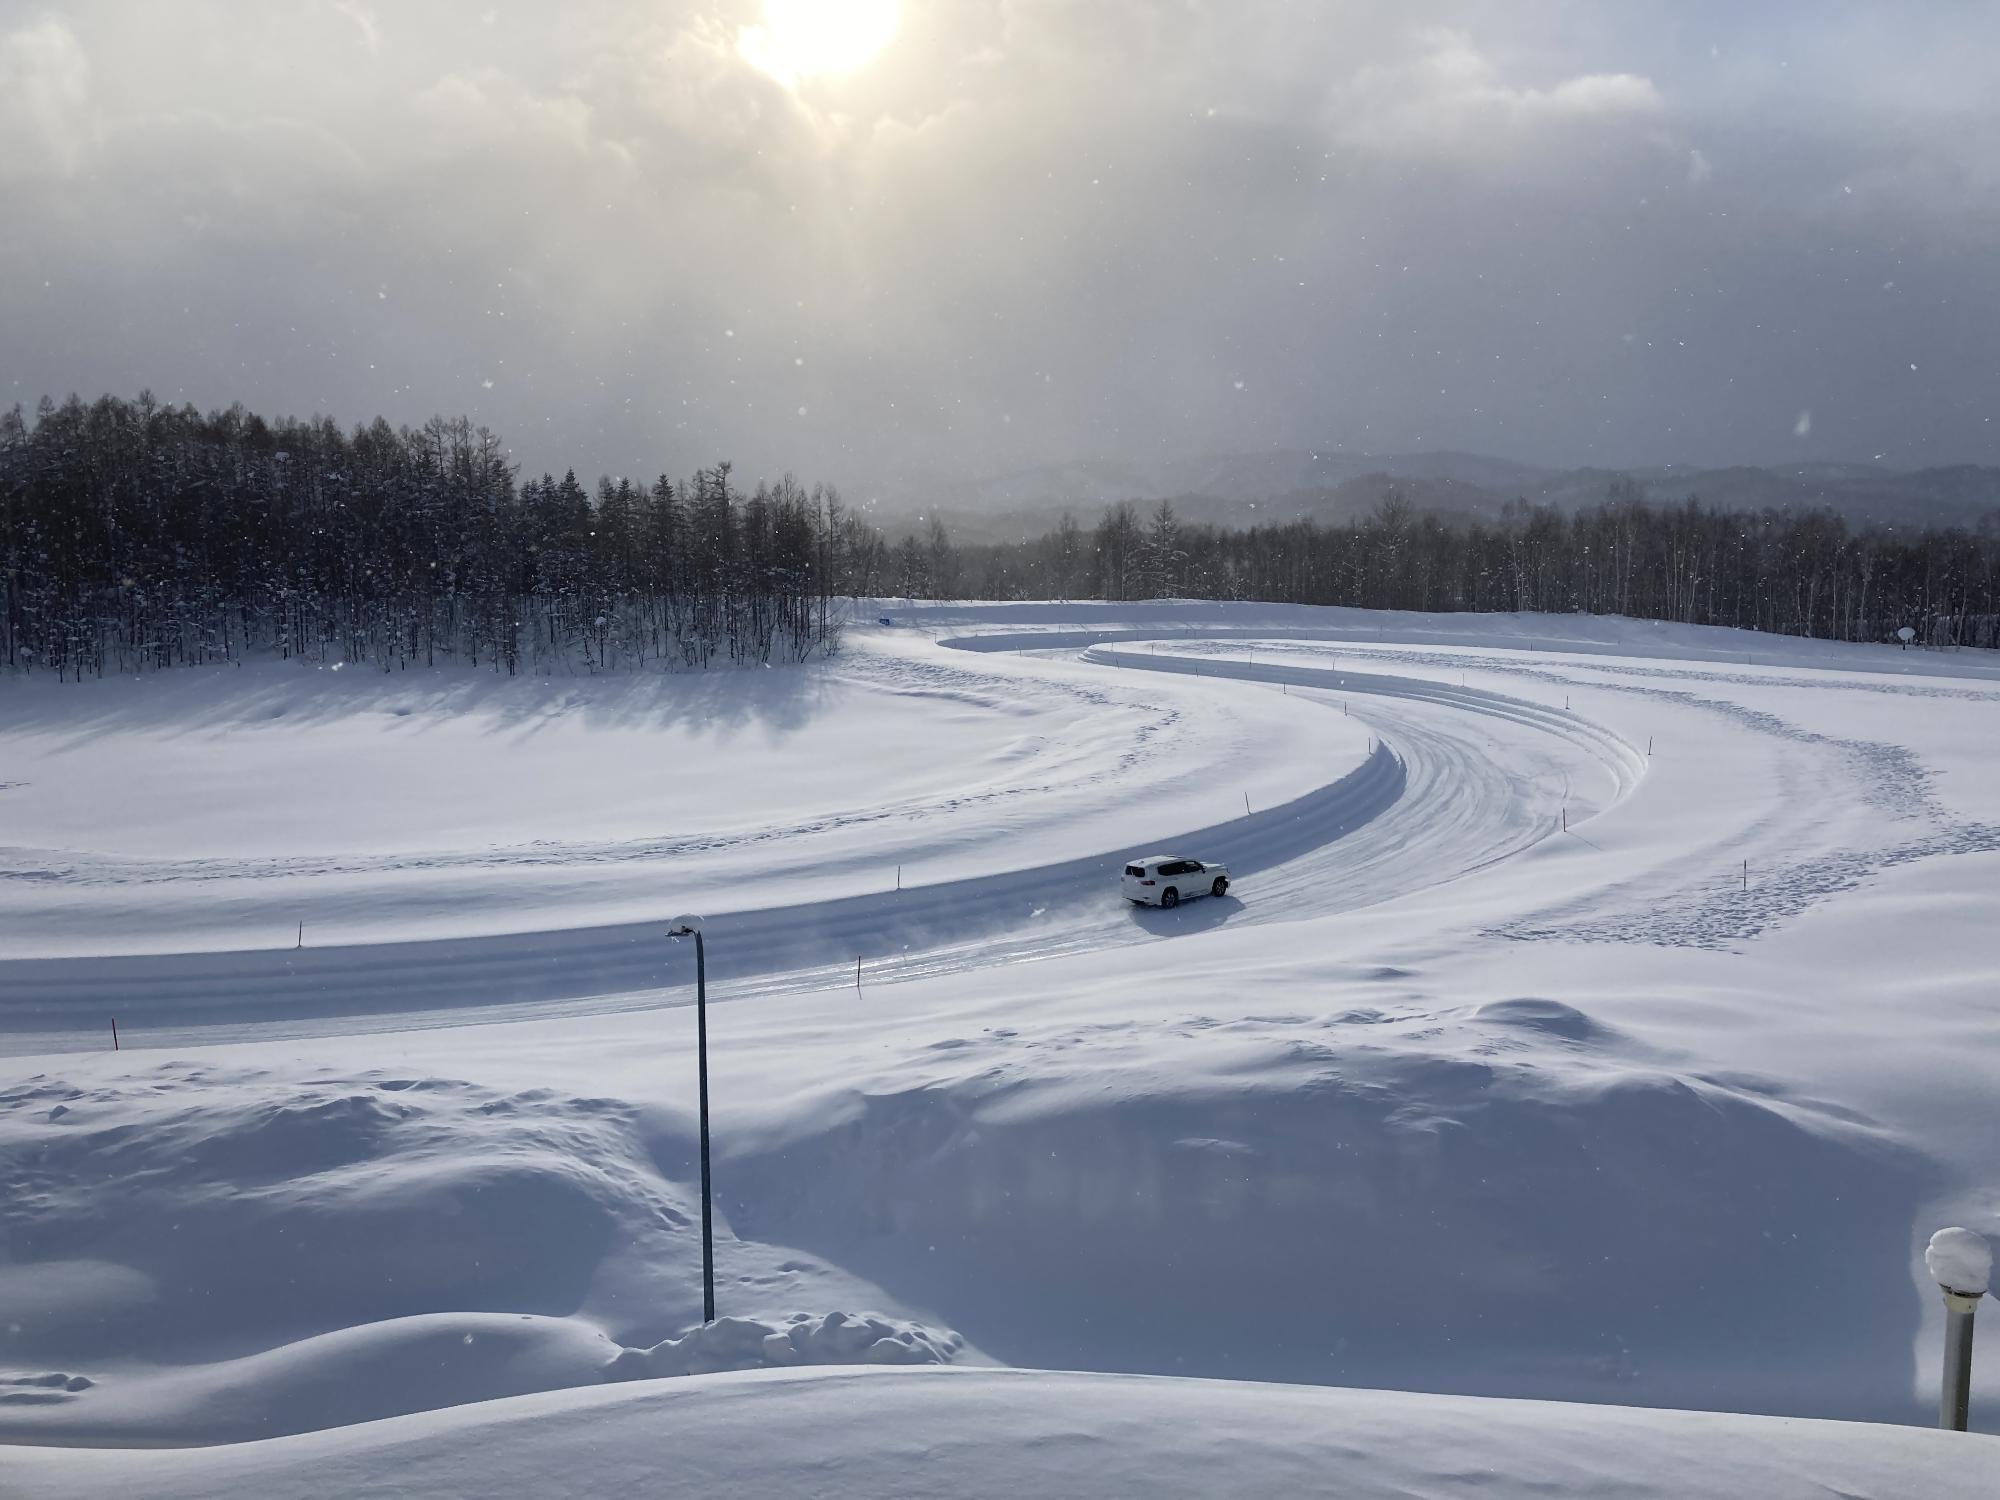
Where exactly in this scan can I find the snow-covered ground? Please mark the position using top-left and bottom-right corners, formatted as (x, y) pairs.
(10, 1368), (1993, 1499)
(3, 601), (1998, 1489)
(0, 637), (1366, 957)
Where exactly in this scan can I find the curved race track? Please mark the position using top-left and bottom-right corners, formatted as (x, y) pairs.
(0, 638), (1644, 1050)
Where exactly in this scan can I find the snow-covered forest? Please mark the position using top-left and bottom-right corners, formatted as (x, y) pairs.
(949, 488), (2000, 646)
(7, 395), (1999, 682)
(0, 395), (868, 678)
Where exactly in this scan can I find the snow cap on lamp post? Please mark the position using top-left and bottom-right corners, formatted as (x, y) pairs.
(1929, 1226), (1989, 1433)
(1928, 1227), (1993, 1301)
(667, 915), (704, 937)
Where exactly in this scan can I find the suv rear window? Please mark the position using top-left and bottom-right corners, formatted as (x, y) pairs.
(1124, 865), (1145, 878)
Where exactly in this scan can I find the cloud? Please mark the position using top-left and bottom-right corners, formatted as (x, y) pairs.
(1332, 28), (1664, 154)
(2, 1), (1997, 484)
(332, 1), (382, 55)
(0, 16), (94, 178)
(1530, 71), (1662, 116)
(413, 71), (597, 157)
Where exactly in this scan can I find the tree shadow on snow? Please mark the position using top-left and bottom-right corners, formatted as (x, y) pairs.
(0, 656), (838, 748)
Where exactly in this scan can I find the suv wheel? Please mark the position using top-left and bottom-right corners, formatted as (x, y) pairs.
(1212, 876), (1229, 898)
(1161, 888), (1180, 909)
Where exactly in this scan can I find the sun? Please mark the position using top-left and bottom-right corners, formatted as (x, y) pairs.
(739, 0), (902, 88)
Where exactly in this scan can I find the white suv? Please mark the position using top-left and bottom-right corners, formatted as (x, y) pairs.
(1122, 855), (1230, 908)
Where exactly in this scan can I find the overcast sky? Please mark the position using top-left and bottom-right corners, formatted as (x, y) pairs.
(3, 1), (1997, 496)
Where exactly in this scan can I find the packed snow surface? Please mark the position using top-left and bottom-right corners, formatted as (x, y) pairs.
(5, 600), (2000, 1477)
(8, 1368), (1994, 1500)
(0, 635), (1368, 957)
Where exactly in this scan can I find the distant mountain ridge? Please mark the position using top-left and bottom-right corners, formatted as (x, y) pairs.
(860, 449), (2000, 545)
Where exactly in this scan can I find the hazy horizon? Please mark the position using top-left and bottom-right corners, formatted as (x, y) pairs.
(6, 2), (1999, 496)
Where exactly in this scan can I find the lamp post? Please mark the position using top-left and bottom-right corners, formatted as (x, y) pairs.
(667, 914), (715, 1325)
(1925, 1226), (1992, 1432)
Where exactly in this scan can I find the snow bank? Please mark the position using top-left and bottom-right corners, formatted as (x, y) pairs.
(717, 992), (1928, 1417)
(9, 1367), (1995, 1500)
(17, 994), (1920, 1437)
(0, 1308), (961, 1446)
(0, 1313), (623, 1445)
(0, 1062), (967, 1443)
(607, 1310), (962, 1379)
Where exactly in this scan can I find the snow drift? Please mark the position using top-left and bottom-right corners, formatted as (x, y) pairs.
(9, 1367), (1995, 1500)
(0, 1063), (965, 1443)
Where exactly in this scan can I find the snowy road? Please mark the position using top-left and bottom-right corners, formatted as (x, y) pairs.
(0, 638), (1640, 1049)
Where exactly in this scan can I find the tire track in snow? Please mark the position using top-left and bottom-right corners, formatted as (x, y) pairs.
(1200, 637), (2000, 950)
(0, 654), (1183, 893)
(0, 646), (1641, 1049)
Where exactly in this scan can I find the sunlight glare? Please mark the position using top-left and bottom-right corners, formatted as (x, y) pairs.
(739, 0), (902, 88)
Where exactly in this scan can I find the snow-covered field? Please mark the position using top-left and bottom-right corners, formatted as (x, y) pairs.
(11, 1368), (1992, 1499)
(0, 637), (1366, 958)
(4, 601), (1998, 1492)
